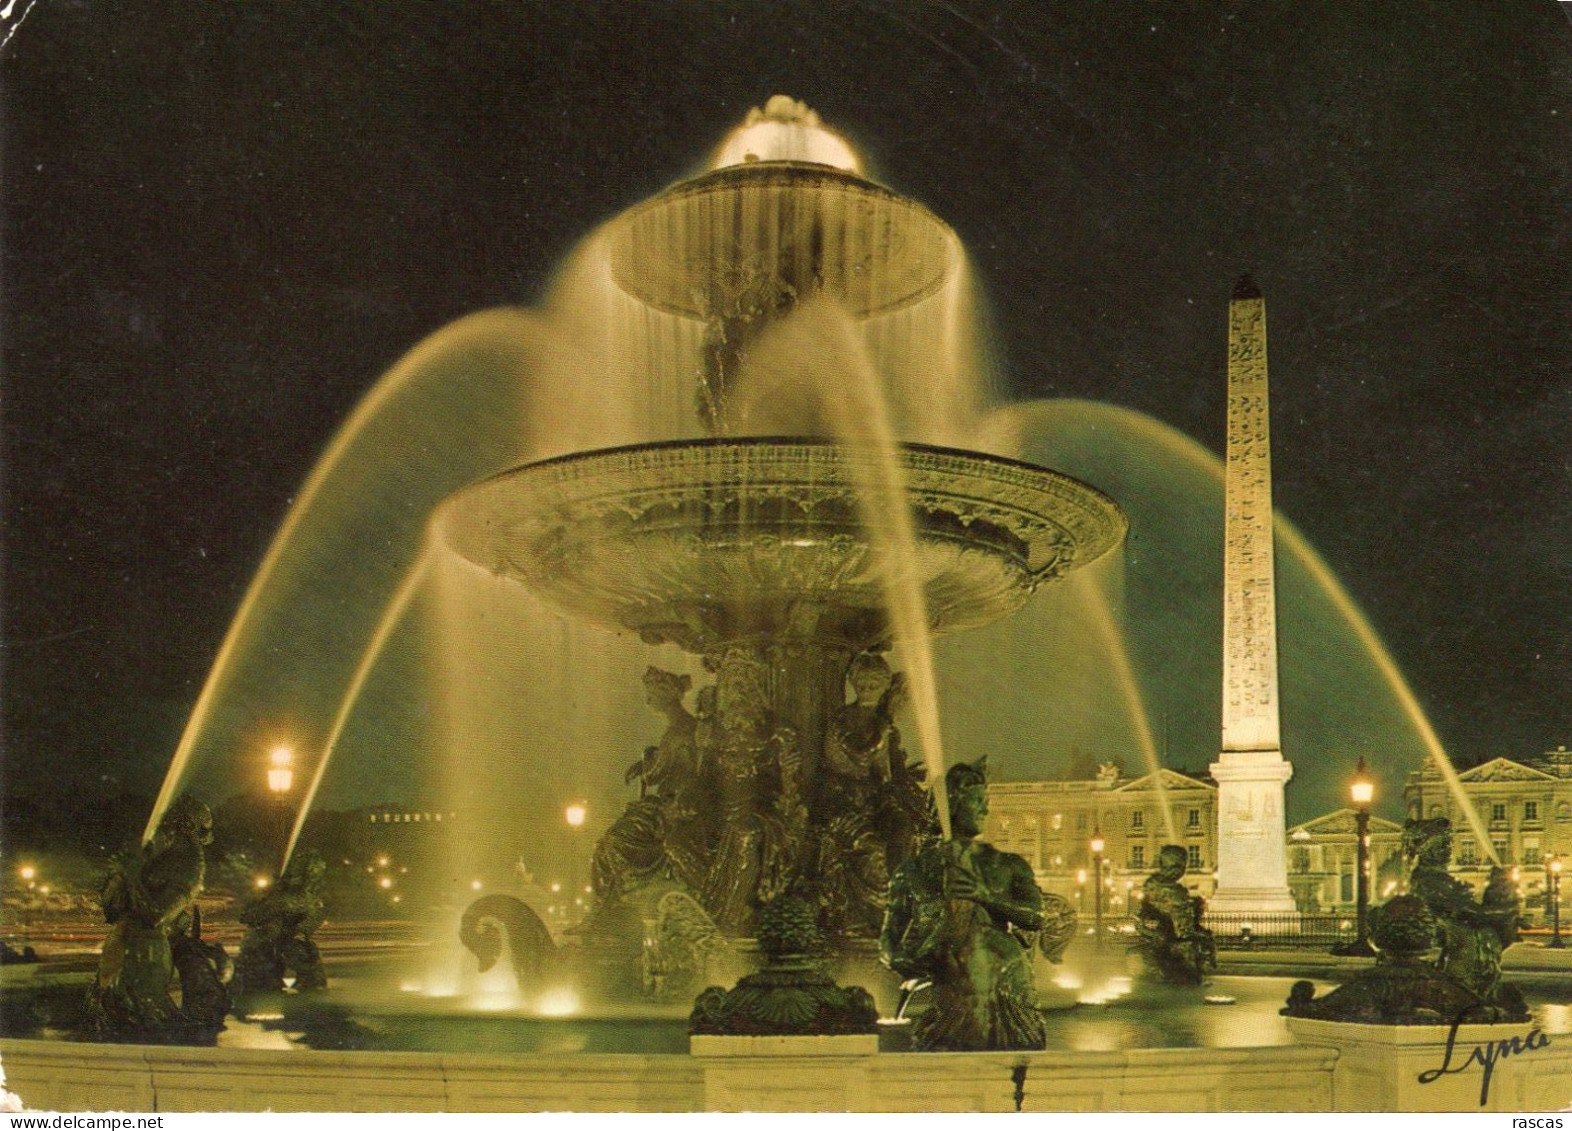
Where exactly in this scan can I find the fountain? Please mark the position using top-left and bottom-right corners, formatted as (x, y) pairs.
(428, 96), (1123, 985)
(13, 97), (1567, 1114)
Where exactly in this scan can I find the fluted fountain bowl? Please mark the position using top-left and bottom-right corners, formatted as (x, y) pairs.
(433, 438), (1125, 654)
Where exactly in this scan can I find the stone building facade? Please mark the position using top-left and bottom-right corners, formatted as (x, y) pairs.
(988, 745), (1571, 922)
(1284, 809), (1406, 915)
(985, 766), (1219, 915)
(1403, 746), (1572, 920)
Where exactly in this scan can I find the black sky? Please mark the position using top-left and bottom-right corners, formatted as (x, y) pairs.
(2, 2), (1567, 803)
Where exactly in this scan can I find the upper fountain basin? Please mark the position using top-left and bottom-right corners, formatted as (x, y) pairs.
(605, 162), (961, 320)
(433, 438), (1126, 654)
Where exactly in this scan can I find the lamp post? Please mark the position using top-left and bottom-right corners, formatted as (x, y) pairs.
(1550, 856), (1564, 949)
(1090, 830), (1105, 949)
(1341, 756), (1376, 957)
(267, 745), (295, 870)
(18, 865), (37, 938)
(564, 802), (587, 926)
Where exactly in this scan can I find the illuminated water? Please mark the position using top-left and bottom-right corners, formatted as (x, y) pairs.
(138, 102), (1488, 1015)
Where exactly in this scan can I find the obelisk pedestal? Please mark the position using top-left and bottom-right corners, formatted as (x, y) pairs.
(1208, 277), (1298, 918)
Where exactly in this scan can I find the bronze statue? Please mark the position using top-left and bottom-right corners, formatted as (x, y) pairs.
(1284, 818), (1529, 1024)
(1130, 845), (1216, 985)
(1283, 892), (1528, 1024)
(820, 654), (903, 803)
(459, 893), (559, 998)
(232, 850), (329, 998)
(880, 759), (1047, 1051)
(590, 649), (933, 944)
(592, 667), (715, 900)
(1406, 818), (1523, 1008)
(815, 653), (908, 937)
(87, 794), (230, 1043)
(700, 650), (806, 934)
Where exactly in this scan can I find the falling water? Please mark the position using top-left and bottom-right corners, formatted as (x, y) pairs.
(144, 309), (549, 840)
(143, 100), (1483, 983)
(1071, 561), (1178, 842)
(733, 298), (960, 835)
(280, 552), (433, 874)
(991, 398), (1490, 842)
(1276, 523), (1499, 864)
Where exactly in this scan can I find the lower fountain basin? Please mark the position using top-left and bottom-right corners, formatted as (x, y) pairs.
(433, 438), (1126, 652)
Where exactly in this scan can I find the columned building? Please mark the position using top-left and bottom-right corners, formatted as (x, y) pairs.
(1285, 809), (1405, 915)
(986, 766), (1219, 916)
(1403, 746), (1572, 923)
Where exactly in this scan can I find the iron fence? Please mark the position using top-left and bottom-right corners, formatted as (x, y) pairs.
(1093, 911), (1361, 950)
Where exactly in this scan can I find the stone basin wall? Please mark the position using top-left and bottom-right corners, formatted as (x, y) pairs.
(1, 1037), (1334, 1113)
(5, 1026), (1567, 1112)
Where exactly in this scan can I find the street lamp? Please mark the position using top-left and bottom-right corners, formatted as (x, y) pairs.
(1090, 830), (1105, 948)
(565, 803), (588, 925)
(18, 865), (37, 938)
(1336, 756), (1376, 957)
(1550, 856), (1564, 949)
(267, 745), (295, 865)
(267, 745), (295, 794)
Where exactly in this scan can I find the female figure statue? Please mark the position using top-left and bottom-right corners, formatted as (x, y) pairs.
(819, 653), (901, 808)
(880, 759), (1047, 1051)
(816, 653), (909, 936)
(592, 667), (713, 899)
(701, 651), (805, 934)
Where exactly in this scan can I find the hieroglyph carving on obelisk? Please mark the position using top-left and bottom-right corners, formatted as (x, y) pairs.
(1208, 277), (1298, 916)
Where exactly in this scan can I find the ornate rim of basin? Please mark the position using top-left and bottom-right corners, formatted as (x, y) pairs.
(433, 437), (1126, 650)
(605, 161), (961, 320)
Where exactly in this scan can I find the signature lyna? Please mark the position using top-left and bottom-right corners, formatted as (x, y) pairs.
(1417, 1007), (1551, 1107)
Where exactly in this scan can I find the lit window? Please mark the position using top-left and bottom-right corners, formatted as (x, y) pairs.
(1051, 813), (1063, 831)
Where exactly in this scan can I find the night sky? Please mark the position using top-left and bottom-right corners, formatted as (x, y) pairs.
(2, 2), (1567, 813)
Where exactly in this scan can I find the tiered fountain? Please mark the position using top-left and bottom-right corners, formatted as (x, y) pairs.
(432, 96), (1123, 992)
(8, 98), (1566, 1116)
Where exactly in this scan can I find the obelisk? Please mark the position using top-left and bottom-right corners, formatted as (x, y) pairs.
(1208, 277), (1298, 916)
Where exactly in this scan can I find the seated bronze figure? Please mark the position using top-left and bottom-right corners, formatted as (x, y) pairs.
(880, 758), (1048, 1051)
